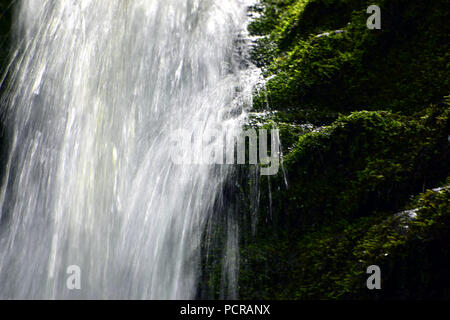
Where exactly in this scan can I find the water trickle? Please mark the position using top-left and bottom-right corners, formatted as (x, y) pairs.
(0, 0), (258, 299)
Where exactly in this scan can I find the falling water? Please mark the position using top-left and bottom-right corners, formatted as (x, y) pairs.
(0, 0), (258, 299)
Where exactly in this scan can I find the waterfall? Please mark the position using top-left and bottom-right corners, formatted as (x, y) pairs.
(0, 0), (258, 299)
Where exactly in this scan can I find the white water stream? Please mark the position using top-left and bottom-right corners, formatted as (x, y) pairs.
(0, 0), (257, 299)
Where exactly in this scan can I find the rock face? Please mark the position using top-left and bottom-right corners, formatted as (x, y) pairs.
(234, 0), (450, 300)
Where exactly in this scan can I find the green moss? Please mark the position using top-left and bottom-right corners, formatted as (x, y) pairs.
(240, 185), (450, 299)
(237, 0), (450, 299)
(250, 0), (450, 117)
(238, 105), (449, 299)
(275, 107), (448, 228)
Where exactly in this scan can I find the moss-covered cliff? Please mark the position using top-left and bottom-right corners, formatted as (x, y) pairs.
(237, 0), (450, 299)
(250, 0), (449, 122)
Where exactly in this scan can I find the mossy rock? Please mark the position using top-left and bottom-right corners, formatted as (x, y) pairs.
(238, 105), (449, 299)
(249, 0), (450, 118)
(262, 107), (449, 230)
(239, 184), (450, 299)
